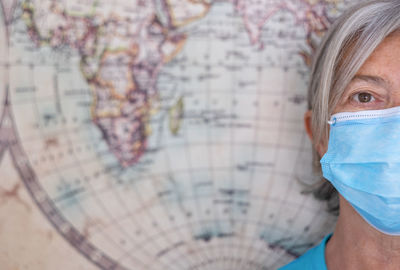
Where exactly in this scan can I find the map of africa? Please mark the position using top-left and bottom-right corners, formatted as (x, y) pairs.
(0, 0), (362, 269)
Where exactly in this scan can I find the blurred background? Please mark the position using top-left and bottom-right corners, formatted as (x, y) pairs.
(0, 0), (360, 269)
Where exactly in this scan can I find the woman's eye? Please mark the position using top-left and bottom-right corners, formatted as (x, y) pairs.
(352, 92), (375, 103)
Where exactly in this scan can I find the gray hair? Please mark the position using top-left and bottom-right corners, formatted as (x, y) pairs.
(309, 0), (400, 212)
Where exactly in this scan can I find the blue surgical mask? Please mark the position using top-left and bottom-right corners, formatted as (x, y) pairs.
(320, 105), (400, 235)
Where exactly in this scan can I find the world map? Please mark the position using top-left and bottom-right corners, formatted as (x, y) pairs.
(0, 0), (361, 269)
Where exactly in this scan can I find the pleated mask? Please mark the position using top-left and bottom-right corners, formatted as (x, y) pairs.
(321, 105), (400, 235)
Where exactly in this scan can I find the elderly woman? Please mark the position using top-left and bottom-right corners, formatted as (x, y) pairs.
(280, 1), (400, 269)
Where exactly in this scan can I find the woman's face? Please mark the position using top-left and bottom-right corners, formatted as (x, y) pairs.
(314, 33), (400, 157)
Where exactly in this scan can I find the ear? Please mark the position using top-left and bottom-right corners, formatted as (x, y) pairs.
(304, 110), (328, 158)
(304, 110), (313, 141)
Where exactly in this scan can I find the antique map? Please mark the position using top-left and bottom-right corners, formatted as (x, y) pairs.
(0, 0), (360, 269)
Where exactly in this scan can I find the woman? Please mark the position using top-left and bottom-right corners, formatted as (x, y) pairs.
(280, 1), (400, 269)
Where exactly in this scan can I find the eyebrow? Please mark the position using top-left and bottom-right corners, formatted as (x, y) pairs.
(351, 74), (392, 89)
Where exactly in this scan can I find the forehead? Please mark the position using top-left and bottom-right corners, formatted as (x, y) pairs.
(355, 32), (400, 80)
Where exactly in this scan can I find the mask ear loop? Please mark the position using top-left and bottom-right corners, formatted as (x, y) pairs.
(327, 117), (336, 125)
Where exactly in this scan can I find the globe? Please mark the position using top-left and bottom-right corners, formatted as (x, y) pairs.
(0, 0), (361, 269)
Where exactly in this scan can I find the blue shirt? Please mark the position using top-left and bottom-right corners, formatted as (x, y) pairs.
(278, 234), (332, 270)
